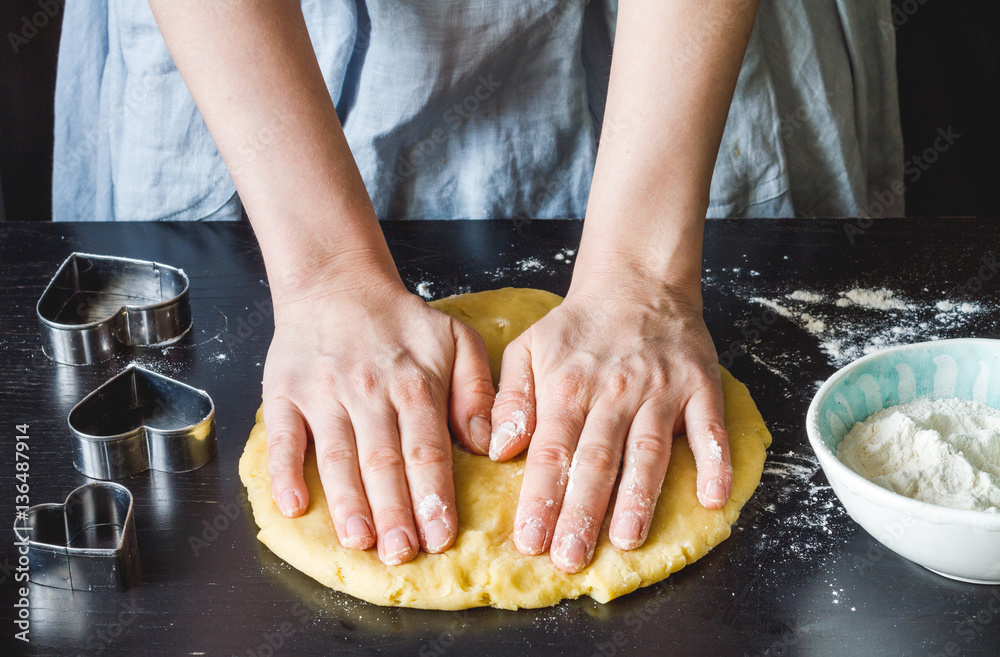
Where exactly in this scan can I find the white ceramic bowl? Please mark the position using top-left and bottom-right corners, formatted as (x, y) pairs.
(806, 338), (1000, 584)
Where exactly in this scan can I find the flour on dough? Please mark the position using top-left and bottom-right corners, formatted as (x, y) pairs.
(239, 287), (772, 610)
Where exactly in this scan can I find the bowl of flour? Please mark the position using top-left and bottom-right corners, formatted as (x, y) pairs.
(806, 338), (1000, 584)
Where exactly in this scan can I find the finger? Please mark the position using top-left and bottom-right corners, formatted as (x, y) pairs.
(312, 402), (375, 550)
(609, 400), (675, 550)
(262, 395), (310, 518)
(549, 406), (631, 573)
(684, 380), (733, 509)
(393, 372), (459, 554)
(447, 321), (496, 455)
(511, 371), (591, 556)
(489, 335), (536, 461)
(352, 404), (420, 565)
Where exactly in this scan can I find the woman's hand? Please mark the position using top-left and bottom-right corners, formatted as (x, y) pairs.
(262, 273), (496, 565)
(489, 0), (758, 574)
(489, 277), (731, 573)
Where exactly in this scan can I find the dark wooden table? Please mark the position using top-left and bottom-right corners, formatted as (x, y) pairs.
(2, 219), (999, 657)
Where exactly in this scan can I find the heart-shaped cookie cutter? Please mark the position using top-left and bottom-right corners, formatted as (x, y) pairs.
(69, 365), (217, 480)
(15, 482), (138, 591)
(37, 252), (192, 365)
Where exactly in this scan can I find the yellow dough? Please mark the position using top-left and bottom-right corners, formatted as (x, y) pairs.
(239, 287), (771, 610)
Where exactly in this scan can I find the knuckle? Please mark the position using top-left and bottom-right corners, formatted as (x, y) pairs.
(627, 434), (669, 461)
(361, 445), (405, 473)
(317, 447), (358, 472)
(493, 387), (529, 415)
(353, 363), (383, 400)
(547, 370), (589, 414)
(372, 504), (414, 527)
(689, 370), (722, 395)
(464, 374), (497, 400)
(267, 429), (301, 452)
(576, 443), (621, 475)
(394, 371), (444, 409)
(530, 442), (574, 473)
(691, 421), (728, 443)
(405, 442), (451, 468)
(329, 495), (368, 520)
(603, 367), (632, 402)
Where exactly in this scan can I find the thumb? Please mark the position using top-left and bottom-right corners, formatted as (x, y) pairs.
(261, 395), (311, 517)
(683, 379), (733, 509)
(448, 321), (497, 454)
(489, 333), (536, 461)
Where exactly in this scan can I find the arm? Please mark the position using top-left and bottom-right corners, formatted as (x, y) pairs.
(149, 1), (497, 564)
(579, 0), (757, 292)
(490, 0), (759, 572)
(147, 0), (393, 296)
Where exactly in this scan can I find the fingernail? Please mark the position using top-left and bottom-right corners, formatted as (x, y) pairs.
(278, 490), (302, 517)
(552, 533), (587, 572)
(344, 515), (373, 549)
(421, 518), (453, 553)
(489, 421), (517, 461)
(702, 479), (729, 506)
(380, 527), (414, 565)
(611, 511), (645, 549)
(515, 517), (548, 555)
(469, 415), (492, 453)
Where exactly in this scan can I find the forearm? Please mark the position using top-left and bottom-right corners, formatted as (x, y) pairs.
(148, 0), (398, 301)
(574, 0), (759, 302)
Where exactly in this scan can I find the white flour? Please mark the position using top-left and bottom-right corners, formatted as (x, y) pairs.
(746, 287), (985, 369)
(415, 281), (433, 300)
(837, 398), (1000, 512)
(515, 257), (545, 272)
(736, 449), (850, 563)
(835, 288), (910, 310)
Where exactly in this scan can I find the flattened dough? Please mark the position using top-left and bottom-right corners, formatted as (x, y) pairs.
(239, 287), (771, 610)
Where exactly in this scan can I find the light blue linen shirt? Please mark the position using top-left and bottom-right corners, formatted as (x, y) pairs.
(53, 1), (904, 222)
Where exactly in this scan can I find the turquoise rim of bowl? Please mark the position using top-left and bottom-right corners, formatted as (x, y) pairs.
(806, 338), (1000, 529)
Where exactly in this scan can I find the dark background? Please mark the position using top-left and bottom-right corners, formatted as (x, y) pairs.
(1, 0), (998, 222)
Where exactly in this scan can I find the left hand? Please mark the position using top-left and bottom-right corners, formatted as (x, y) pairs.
(488, 278), (732, 573)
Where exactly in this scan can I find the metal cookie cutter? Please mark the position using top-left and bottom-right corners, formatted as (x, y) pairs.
(37, 252), (192, 365)
(16, 482), (138, 591)
(69, 365), (217, 480)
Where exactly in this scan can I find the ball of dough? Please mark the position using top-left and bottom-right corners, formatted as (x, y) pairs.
(239, 287), (771, 610)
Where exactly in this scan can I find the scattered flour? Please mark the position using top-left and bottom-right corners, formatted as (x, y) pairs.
(749, 287), (986, 369)
(789, 290), (824, 303)
(835, 288), (909, 310)
(837, 398), (1000, 512)
(553, 248), (575, 264)
(738, 449), (850, 561)
(936, 300), (977, 313)
(516, 257), (546, 272)
(801, 313), (826, 334)
(750, 353), (791, 383)
(415, 282), (433, 300)
(751, 297), (826, 336)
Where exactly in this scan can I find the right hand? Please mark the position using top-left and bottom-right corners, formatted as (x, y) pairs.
(261, 273), (496, 565)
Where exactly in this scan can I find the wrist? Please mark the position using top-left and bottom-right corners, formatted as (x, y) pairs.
(251, 198), (404, 300)
(567, 263), (704, 314)
(263, 240), (406, 315)
(569, 221), (704, 311)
